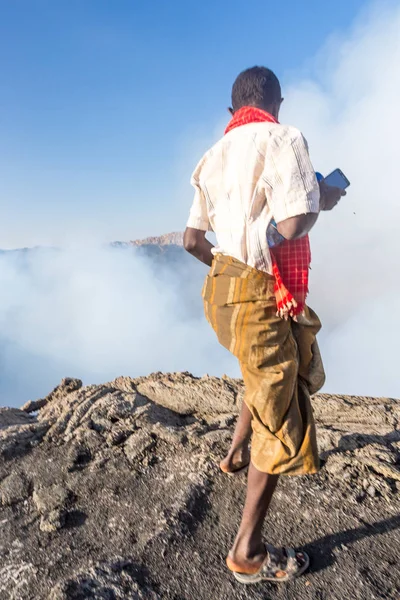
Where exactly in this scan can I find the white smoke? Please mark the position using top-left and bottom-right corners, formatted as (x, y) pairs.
(1, 1), (399, 406)
(0, 247), (235, 406)
(281, 1), (400, 397)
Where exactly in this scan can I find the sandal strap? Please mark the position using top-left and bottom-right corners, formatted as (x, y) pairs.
(284, 547), (300, 576)
(260, 544), (287, 577)
(261, 544), (299, 578)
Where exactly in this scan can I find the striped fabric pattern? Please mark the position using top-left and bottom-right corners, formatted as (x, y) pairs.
(202, 254), (325, 475)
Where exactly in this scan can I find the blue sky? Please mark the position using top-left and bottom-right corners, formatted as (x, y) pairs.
(0, 0), (369, 248)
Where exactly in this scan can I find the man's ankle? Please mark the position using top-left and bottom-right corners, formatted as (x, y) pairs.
(231, 535), (265, 560)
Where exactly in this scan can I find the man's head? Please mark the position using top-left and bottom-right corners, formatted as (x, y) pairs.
(230, 66), (283, 119)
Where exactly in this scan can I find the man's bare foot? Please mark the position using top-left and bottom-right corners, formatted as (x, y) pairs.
(220, 443), (250, 474)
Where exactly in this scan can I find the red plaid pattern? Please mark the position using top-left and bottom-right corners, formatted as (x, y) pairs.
(225, 106), (311, 318)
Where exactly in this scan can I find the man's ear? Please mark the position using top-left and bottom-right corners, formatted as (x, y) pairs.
(273, 98), (284, 120)
(228, 107), (234, 115)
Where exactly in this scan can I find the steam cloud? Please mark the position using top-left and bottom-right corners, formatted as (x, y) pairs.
(1, 2), (399, 406)
(283, 2), (400, 398)
(0, 248), (235, 406)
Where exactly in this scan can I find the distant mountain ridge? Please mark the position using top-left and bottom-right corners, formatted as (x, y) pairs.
(0, 233), (184, 254)
(111, 232), (184, 249)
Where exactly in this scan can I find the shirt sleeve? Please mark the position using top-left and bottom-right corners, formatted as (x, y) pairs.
(265, 128), (320, 223)
(186, 165), (212, 232)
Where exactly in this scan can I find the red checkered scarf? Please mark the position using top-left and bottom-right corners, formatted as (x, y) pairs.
(225, 106), (311, 319)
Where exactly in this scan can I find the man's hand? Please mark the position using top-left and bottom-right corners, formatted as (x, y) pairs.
(183, 228), (215, 266)
(319, 181), (347, 211)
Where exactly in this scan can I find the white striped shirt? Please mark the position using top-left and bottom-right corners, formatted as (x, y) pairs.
(187, 122), (320, 274)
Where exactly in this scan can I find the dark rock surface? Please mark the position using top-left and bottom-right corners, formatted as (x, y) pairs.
(0, 373), (399, 599)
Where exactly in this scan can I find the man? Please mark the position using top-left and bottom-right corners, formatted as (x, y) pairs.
(184, 66), (345, 584)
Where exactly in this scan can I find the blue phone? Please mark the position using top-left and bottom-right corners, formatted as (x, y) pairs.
(323, 168), (350, 190)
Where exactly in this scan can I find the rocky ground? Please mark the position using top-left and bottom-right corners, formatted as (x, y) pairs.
(0, 373), (399, 600)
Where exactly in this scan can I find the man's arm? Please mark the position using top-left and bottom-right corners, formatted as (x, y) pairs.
(185, 159), (214, 265)
(276, 183), (346, 240)
(277, 213), (319, 240)
(183, 227), (214, 266)
(268, 129), (345, 241)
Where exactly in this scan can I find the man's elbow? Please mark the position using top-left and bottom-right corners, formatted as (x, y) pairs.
(283, 229), (303, 241)
(277, 214), (317, 240)
(183, 229), (199, 253)
(276, 220), (303, 240)
(279, 228), (298, 241)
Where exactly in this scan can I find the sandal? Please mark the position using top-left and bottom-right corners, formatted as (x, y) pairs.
(231, 543), (310, 584)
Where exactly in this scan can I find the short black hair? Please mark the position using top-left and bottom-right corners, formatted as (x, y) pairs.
(231, 66), (281, 112)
